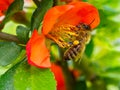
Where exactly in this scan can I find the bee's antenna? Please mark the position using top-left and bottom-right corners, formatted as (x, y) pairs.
(88, 18), (95, 25)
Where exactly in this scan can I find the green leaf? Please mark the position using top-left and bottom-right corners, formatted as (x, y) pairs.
(0, 64), (17, 90)
(0, 0), (24, 28)
(85, 39), (94, 58)
(75, 76), (87, 90)
(0, 60), (56, 90)
(33, 0), (40, 6)
(105, 67), (120, 72)
(6, 0), (24, 17)
(0, 42), (22, 66)
(100, 72), (120, 80)
(104, 77), (120, 85)
(50, 43), (62, 61)
(31, 0), (53, 30)
(100, 67), (120, 80)
(16, 26), (29, 44)
(0, 49), (26, 76)
(95, 51), (120, 67)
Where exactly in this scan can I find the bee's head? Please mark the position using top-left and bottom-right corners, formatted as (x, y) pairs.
(76, 19), (95, 31)
(76, 23), (91, 31)
(81, 23), (91, 30)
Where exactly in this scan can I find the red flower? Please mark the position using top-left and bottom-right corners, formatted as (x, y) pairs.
(26, 2), (100, 68)
(26, 30), (51, 68)
(51, 64), (66, 90)
(0, 0), (14, 16)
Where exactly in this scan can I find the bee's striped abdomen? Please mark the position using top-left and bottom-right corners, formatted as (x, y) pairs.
(64, 43), (85, 61)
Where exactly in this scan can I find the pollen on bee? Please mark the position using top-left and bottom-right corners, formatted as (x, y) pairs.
(73, 40), (79, 45)
(47, 24), (80, 48)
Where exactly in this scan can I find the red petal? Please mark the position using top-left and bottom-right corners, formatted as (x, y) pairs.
(42, 5), (74, 35)
(51, 64), (66, 90)
(0, 11), (3, 16)
(0, 0), (14, 16)
(57, 2), (100, 29)
(0, 0), (14, 5)
(26, 30), (51, 68)
(0, 0), (14, 10)
(42, 2), (100, 33)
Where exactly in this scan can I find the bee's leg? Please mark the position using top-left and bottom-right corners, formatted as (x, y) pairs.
(67, 53), (74, 60)
(75, 44), (85, 62)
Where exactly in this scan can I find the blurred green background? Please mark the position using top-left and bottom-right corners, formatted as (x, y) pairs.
(84, 0), (120, 90)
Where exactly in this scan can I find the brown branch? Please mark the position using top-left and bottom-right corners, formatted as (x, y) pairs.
(0, 32), (20, 43)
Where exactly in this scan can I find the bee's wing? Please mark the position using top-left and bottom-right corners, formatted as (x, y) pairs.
(74, 43), (85, 62)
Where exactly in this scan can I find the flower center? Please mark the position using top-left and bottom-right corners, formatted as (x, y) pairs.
(46, 23), (91, 48)
(46, 24), (78, 48)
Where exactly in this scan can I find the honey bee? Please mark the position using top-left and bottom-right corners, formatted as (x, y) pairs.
(47, 20), (94, 61)
(63, 23), (91, 61)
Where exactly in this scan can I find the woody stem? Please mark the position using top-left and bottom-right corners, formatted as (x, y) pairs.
(0, 32), (20, 43)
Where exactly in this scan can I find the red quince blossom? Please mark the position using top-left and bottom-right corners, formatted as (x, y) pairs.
(26, 30), (51, 68)
(0, 0), (14, 16)
(26, 2), (100, 68)
(51, 63), (66, 90)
